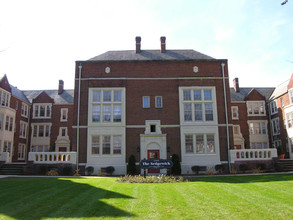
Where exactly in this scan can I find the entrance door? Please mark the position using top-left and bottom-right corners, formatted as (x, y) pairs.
(148, 150), (160, 173)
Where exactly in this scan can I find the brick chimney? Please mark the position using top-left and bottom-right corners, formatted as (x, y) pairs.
(58, 80), (64, 94)
(160, 36), (166, 53)
(135, 36), (141, 53)
(233, 78), (240, 92)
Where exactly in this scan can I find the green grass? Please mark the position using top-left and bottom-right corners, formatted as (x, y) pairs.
(1, 174), (293, 219)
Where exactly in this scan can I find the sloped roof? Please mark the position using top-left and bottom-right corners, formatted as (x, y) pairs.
(10, 85), (30, 103)
(230, 87), (275, 102)
(23, 90), (74, 104)
(269, 79), (289, 101)
(88, 50), (215, 61)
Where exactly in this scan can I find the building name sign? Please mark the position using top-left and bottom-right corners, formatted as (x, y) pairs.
(140, 159), (173, 169)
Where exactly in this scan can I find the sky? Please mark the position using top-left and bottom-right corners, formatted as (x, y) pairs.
(0, 0), (292, 90)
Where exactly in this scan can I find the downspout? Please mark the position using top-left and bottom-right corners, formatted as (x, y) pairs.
(76, 63), (82, 170)
(221, 62), (231, 172)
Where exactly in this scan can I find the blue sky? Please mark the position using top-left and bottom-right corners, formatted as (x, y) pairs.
(0, 0), (292, 90)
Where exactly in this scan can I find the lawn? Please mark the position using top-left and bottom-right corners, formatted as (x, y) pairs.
(0, 174), (293, 220)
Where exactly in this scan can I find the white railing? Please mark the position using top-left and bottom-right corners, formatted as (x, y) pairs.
(28, 152), (77, 164)
(230, 148), (278, 163)
(0, 152), (10, 163)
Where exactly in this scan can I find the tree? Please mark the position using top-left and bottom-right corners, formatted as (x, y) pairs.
(171, 154), (181, 175)
(127, 155), (137, 175)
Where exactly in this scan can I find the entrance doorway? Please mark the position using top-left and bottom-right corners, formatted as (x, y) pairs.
(148, 150), (160, 173)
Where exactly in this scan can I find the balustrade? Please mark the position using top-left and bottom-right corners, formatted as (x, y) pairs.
(230, 148), (277, 163)
(28, 152), (76, 164)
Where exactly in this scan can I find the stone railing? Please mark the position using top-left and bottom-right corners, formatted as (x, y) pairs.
(230, 148), (278, 163)
(28, 152), (77, 164)
(0, 152), (10, 163)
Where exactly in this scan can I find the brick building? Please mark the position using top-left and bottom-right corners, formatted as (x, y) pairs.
(73, 36), (234, 175)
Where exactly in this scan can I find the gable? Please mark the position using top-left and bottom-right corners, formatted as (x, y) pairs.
(244, 89), (265, 101)
(0, 75), (12, 93)
(33, 91), (54, 103)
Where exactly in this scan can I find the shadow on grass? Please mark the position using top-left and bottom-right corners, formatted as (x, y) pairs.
(188, 173), (293, 184)
(0, 177), (135, 220)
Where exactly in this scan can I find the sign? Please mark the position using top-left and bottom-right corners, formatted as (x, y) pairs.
(140, 159), (173, 169)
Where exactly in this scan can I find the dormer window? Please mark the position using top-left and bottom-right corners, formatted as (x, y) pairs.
(247, 101), (266, 116)
(33, 104), (52, 118)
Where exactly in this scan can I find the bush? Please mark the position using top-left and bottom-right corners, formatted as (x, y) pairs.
(191, 166), (200, 174)
(215, 164), (224, 174)
(105, 166), (115, 175)
(117, 175), (187, 183)
(239, 164), (248, 173)
(171, 154), (181, 175)
(47, 169), (59, 176)
(85, 166), (94, 176)
(127, 155), (137, 175)
(206, 167), (214, 175)
(257, 163), (266, 171)
(74, 169), (81, 176)
(39, 165), (48, 175)
(62, 166), (73, 176)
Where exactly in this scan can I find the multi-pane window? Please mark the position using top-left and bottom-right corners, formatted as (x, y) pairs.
(251, 142), (268, 149)
(233, 125), (240, 135)
(5, 116), (13, 131)
(155, 96), (163, 108)
(19, 122), (27, 138)
(33, 104), (52, 118)
(182, 88), (215, 122)
(18, 144), (26, 160)
(249, 122), (267, 135)
(91, 89), (123, 123)
(287, 112), (293, 128)
(232, 106), (239, 119)
(21, 103), (29, 117)
(60, 108), (68, 121)
(59, 127), (67, 137)
(184, 134), (216, 154)
(247, 101), (265, 116)
(3, 141), (12, 153)
(91, 135), (122, 155)
(270, 101), (278, 115)
(31, 145), (49, 152)
(271, 118), (280, 135)
(143, 96), (150, 108)
(0, 114), (3, 130)
(0, 90), (10, 107)
(32, 124), (51, 138)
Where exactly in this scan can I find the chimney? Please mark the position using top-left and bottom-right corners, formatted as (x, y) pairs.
(160, 36), (166, 53)
(135, 36), (141, 53)
(233, 78), (240, 92)
(58, 80), (64, 94)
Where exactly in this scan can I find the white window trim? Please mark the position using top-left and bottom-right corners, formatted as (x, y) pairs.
(271, 117), (280, 135)
(155, 96), (163, 108)
(231, 106), (239, 120)
(270, 101), (278, 115)
(233, 125), (241, 136)
(184, 133), (217, 155)
(247, 101), (266, 116)
(0, 88), (11, 107)
(33, 103), (52, 119)
(21, 103), (29, 118)
(143, 96), (150, 108)
(60, 108), (68, 122)
(18, 143), (26, 160)
(19, 121), (28, 138)
(90, 134), (123, 156)
(31, 123), (52, 138)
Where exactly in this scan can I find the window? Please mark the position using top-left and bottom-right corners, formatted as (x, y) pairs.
(19, 121), (28, 138)
(181, 88), (215, 122)
(233, 125), (240, 135)
(31, 145), (49, 152)
(60, 108), (68, 121)
(33, 104), (52, 118)
(21, 103), (29, 117)
(155, 96), (163, 108)
(289, 90), (293, 104)
(143, 96), (150, 108)
(91, 135), (122, 155)
(0, 89), (10, 107)
(251, 142), (268, 149)
(271, 118), (280, 135)
(18, 144), (26, 160)
(287, 112), (293, 128)
(90, 89), (123, 123)
(247, 101), (265, 116)
(32, 124), (51, 138)
(280, 97), (284, 107)
(232, 106), (239, 120)
(59, 127), (67, 137)
(270, 101), (278, 115)
(3, 141), (12, 153)
(249, 122), (267, 135)
(150, 125), (156, 133)
(5, 116), (13, 131)
(0, 114), (3, 130)
(184, 133), (216, 154)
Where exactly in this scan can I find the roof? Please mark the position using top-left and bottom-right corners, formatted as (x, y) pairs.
(269, 79), (289, 101)
(88, 50), (216, 61)
(10, 85), (30, 103)
(230, 87), (275, 102)
(23, 90), (74, 104)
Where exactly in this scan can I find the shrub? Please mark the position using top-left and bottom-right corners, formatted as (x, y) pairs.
(85, 166), (94, 176)
(127, 155), (137, 175)
(117, 175), (187, 183)
(257, 163), (266, 171)
(171, 154), (181, 175)
(206, 167), (214, 175)
(62, 166), (73, 176)
(215, 164), (224, 174)
(74, 169), (81, 176)
(239, 164), (248, 173)
(39, 165), (48, 175)
(230, 169), (237, 174)
(252, 167), (262, 173)
(105, 166), (115, 175)
(47, 169), (59, 176)
(191, 166), (200, 174)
